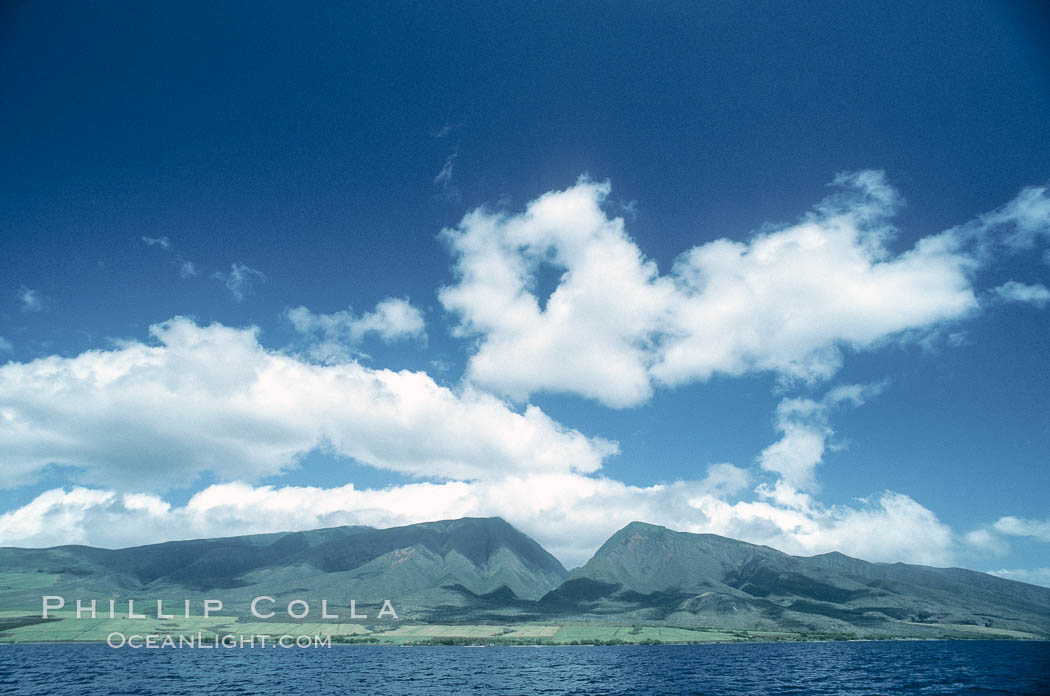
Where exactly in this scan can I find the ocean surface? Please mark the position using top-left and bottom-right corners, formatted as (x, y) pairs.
(0, 641), (1048, 695)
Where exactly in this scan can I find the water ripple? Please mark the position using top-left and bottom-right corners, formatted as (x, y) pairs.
(0, 641), (1047, 695)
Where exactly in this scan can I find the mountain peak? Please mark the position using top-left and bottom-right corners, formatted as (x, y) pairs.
(620, 520), (669, 533)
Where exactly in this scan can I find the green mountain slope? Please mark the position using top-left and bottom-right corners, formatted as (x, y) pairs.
(0, 517), (568, 619)
(539, 521), (1050, 637)
(2, 518), (1048, 639)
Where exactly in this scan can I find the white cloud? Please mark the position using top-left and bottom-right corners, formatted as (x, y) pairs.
(696, 490), (955, 567)
(287, 297), (426, 363)
(756, 383), (886, 497)
(699, 462), (752, 497)
(0, 336), (12, 354)
(983, 185), (1050, 251)
(0, 332), (951, 567)
(213, 263), (266, 301)
(0, 317), (614, 490)
(0, 318), (955, 567)
(963, 528), (1010, 555)
(993, 516), (1050, 542)
(5, 172), (1040, 574)
(0, 474), (954, 568)
(656, 174), (979, 387)
(991, 281), (1050, 308)
(17, 286), (44, 312)
(440, 173), (988, 407)
(141, 235), (171, 249)
(986, 568), (1050, 589)
(940, 184), (1050, 265)
(439, 179), (675, 407)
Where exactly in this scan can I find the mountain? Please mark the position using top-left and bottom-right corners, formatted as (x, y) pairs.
(539, 522), (1050, 637)
(2, 518), (1048, 639)
(0, 517), (568, 619)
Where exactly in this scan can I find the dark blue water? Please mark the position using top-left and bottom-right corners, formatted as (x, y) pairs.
(0, 641), (1047, 695)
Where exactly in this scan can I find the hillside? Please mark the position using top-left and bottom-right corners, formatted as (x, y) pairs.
(0, 517), (568, 619)
(2, 518), (1049, 640)
(539, 521), (1050, 637)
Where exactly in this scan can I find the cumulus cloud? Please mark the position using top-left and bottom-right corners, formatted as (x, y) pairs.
(0, 474), (953, 568)
(655, 174), (981, 387)
(213, 262), (266, 301)
(991, 281), (1050, 307)
(5, 172), (1042, 573)
(993, 516), (1050, 542)
(0, 317), (614, 490)
(439, 172), (996, 407)
(755, 383), (885, 500)
(286, 297), (426, 363)
(17, 286), (45, 312)
(0, 322), (953, 567)
(0, 313), (956, 567)
(439, 179), (675, 407)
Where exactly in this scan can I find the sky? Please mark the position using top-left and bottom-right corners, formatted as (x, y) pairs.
(1, 1), (1048, 581)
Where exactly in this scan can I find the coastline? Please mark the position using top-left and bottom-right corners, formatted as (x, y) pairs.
(2, 625), (1046, 647)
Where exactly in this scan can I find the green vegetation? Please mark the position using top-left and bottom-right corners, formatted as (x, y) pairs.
(0, 572), (57, 591)
(551, 521), (1050, 639)
(5, 615), (1040, 645)
(1, 517), (1048, 644)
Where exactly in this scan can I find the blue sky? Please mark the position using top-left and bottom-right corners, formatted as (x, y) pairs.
(1, 1), (1048, 578)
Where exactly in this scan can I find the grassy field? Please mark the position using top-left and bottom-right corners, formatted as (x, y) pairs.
(0, 613), (1042, 645)
(0, 572), (58, 591)
(0, 613), (795, 645)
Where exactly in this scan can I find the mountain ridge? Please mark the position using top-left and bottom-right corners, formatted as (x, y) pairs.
(2, 517), (1048, 639)
(549, 520), (1050, 637)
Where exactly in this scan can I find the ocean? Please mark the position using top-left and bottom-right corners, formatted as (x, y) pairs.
(1, 640), (1048, 695)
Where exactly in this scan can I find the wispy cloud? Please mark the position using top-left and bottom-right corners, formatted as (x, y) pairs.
(178, 259), (199, 278)
(140, 235), (201, 281)
(991, 281), (1050, 307)
(141, 235), (171, 249)
(17, 286), (45, 312)
(431, 122), (462, 139)
(433, 151), (460, 201)
(212, 262), (266, 301)
(0, 336), (12, 354)
(988, 185), (1050, 251)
